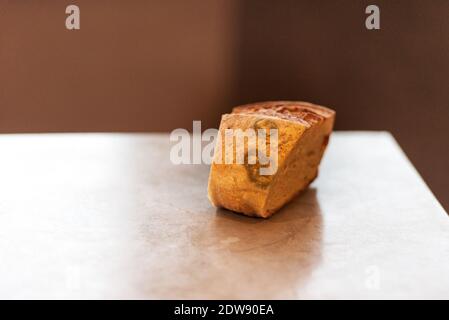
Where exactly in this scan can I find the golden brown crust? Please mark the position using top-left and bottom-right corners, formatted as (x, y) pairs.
(208, 101), (335, 218)
(232, 101), (335, 127)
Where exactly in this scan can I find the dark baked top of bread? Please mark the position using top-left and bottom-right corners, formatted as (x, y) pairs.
(232, 101), (335, 126)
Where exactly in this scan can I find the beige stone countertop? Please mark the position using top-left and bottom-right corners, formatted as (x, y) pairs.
(0, 132), (447, 299)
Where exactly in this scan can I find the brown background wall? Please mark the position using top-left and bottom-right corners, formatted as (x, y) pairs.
(0, 0), (448, 211)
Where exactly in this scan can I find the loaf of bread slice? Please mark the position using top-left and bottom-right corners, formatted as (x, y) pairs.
(207, 101), (335, 218)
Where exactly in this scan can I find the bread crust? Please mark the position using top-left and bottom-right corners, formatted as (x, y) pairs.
(208, 101), (335, 218)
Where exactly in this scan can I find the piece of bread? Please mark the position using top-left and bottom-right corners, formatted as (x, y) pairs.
(207, 101), (335, 218)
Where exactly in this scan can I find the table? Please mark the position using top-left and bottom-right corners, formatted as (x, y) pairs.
(0, 132), (448, 299)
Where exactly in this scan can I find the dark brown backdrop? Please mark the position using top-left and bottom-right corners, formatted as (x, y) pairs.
(0, 0), (448, 211)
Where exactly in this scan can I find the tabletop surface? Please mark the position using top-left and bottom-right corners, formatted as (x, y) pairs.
(0, 132), (448, 299)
